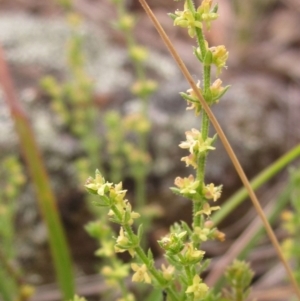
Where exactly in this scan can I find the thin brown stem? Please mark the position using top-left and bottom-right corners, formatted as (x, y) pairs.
(138, 0), (300, 298)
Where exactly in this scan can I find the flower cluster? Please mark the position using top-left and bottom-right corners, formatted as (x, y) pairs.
(115, 227), (137, 257)
(174, 175), (200, 195)
(131, 263), (151, 284)
(211, 45), (229, 74)
(158, 227), (209, 272)
(85, 171), (140, 227)
(179, 128), (216, 154)
(203, 183), (222, 202)
(180, 81), (203, 115)
(158, 231), (187, 255)
(178, 128), (216, 170)
(186, 275), (209, 300)
(180, 78), (229, 114)
(171, 0), (218, 38)
(179, 76), (230, 112)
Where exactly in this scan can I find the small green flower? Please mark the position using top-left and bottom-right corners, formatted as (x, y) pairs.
(174, 175), (200, 195)
(108, 201), (125, 221)
(161, 264), (175, 281)
(173, 2), (202, 38)
(195, 42), (228, 74)
(115, 227), (129, 246)
(183, 243), (205, 264)
(108, 202), (140, 225)
(194, 226), (211, 242)
(85, 170), (113, 196)
(114, 227), (136, 257)
(181, 153), (198, 169)
(211, 45), (228, 74)
(209, 79), (230, 103)
(203, 183), (222, 202)
(97, 182), (113, 196)
(196, 0), (218, 30)
(109, 182), (127, 203)
(158, 231), (187, 254)
(179, 128), (215, 155)
(195, 202), (220, 216)
(186, 275), (209, 300)
(182, 81), (203, 115)
(131, 263), (152, 284)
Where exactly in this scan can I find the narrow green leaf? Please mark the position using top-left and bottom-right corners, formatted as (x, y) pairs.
(0, 47), (75, 300)
(212, 144), (300, 226)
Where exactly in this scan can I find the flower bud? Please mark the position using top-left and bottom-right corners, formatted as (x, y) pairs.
(158, 232), (186, 255)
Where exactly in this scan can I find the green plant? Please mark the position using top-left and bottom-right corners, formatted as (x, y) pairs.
(222, 260), (254, 301)
(82, 1), (257, 300)
(107, 0), (157, 211)
(41, 4), (158, 298)
(0, 156), (35, 301)
(41, 11), (99, 180)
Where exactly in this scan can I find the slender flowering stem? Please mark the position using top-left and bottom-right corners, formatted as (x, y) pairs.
(108, 203), (180, 300)
(194, 21), (212, 232)
(138, 0), (300, 298)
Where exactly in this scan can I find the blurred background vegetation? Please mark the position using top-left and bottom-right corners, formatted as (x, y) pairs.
(0, 0), (300, 300)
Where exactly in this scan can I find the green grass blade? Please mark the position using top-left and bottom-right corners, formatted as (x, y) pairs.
(212, 144), (300, 226)
(0, 46), (75, 300)
(238, 181), (293, 260)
